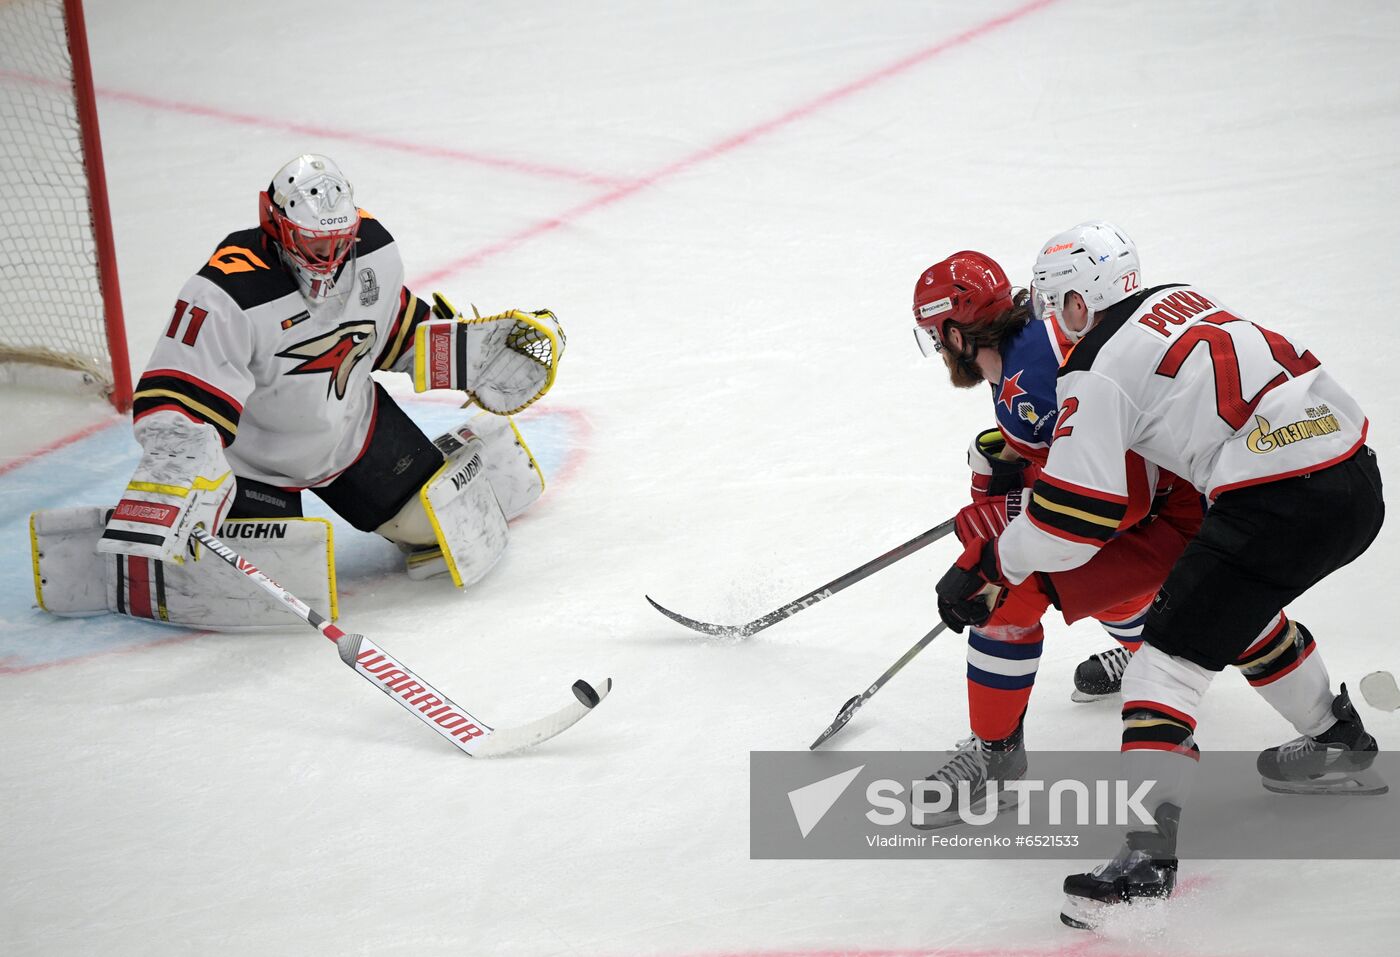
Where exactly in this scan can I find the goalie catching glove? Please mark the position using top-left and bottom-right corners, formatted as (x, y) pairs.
(96, 412), (234, 563)
(413, 293), (565, 415)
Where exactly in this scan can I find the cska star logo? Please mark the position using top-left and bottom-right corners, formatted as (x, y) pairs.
(276, 320), (377, 400)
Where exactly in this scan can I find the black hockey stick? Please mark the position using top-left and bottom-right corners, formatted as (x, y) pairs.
(809, 621), (949, 750)
(646, 517), (956, 639)
(191, 527), (609, 756)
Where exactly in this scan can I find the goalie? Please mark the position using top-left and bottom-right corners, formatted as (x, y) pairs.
(33, 153), (564, 629)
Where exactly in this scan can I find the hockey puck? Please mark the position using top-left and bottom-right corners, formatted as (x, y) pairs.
(572, 679), (604, 708)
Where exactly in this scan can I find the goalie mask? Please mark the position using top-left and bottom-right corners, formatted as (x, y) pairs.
(260, 154), (360, 302)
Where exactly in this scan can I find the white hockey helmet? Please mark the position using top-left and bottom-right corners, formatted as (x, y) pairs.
(259, 154), (360, 301)
(1029, 221), (1141, 342)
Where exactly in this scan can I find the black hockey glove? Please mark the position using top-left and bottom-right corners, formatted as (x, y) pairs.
(935, 536), (1008, 633)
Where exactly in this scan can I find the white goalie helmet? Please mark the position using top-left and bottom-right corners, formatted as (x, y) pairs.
(1029, 221), (1141, 342)
(259, 154), (360, 302)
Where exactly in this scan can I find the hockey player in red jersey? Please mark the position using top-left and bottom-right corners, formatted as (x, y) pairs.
(911, 244), (1202, 824)
(934, 222), (1384, 927)
(94, 153), (565, 613)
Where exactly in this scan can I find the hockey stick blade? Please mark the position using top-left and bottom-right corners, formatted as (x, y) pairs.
(648, 518), (955, 639)
(472, 678), (613, 757)
(336, 631), (611, 756)
(809, 694), (864, 750)
(808, 622), (949, 750)
(192, 527), (608, 757)
(644, 595), (752, 638)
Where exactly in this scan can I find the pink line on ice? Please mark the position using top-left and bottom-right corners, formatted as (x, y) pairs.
(0, 417), (120, 477)
(0, 68), (626, 188)
(408, 0), (1063, 287)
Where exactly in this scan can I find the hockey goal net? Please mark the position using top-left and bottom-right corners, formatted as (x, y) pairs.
(0, 0), (130, 410)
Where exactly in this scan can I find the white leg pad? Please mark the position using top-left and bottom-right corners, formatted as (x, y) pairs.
(435, 413), (545, 521)
(31, 508), (337, 631)
(418, 434), (509, 588)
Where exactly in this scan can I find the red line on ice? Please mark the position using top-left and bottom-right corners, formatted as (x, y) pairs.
(0, 417), (120, 477)
(0, 68), (625, 189)
(0, 629), (205, 676)
(409, 0), (1062, 287)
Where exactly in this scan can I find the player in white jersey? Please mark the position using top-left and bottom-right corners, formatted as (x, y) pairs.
(911, 248), (1202, 826)
(94, 154), (566, 601)
(933, 222), (1385, 928)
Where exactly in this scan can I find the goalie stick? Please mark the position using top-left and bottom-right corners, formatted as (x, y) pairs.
(647, 517), (955, 638)
(809, 622), (948, 750)
(190, 527), (609, 756)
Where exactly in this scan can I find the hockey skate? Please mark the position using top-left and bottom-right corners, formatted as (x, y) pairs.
(1257, 684), (1387, 795)
(912, 724), (1026, 829)
(1071, 646), (1132, 702)
(1060, 804), (1180, 930)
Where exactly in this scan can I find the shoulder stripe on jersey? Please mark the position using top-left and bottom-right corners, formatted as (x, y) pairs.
(133, 371), (241, 446)
(1027, 475), (1127, 544)
(375, 288), (427, 371)
(1059, 284), (1188, 377)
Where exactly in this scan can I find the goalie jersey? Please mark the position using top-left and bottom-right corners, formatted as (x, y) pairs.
(998, 283), (1368, 585)
(131, 213), (432, 488)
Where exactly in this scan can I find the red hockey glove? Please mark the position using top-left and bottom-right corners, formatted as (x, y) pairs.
(935, 536), (1008, 633)
(968, 428), (1028, 500)
(953, 489), (1023, 545)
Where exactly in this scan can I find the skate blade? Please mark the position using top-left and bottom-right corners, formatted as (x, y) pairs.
(910, 788), (1021, 830)
(1059, 892), (1171, 932)
(1261, 767), (1388, 796)
(1071, 688), (1118, 703)
(1059, 894), (1105, 930)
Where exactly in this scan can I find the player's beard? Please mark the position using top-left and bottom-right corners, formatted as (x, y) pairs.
(942, 347), (983, 389)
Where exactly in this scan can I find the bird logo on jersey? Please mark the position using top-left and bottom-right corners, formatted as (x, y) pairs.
(276, 320), (378, 399)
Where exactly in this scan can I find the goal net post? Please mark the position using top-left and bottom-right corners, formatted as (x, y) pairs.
(1, 0), (132, 411)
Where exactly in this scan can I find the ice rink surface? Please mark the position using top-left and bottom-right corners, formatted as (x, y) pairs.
(4, 1), (1400, 954)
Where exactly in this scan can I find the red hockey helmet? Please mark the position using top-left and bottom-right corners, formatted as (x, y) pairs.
(912, 251), (1013, 357)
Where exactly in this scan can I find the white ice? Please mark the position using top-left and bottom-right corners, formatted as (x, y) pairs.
(3, 1), (1400, 955)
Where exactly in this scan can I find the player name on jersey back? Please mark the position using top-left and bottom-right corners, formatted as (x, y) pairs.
(1063, 283), (1367, 500)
